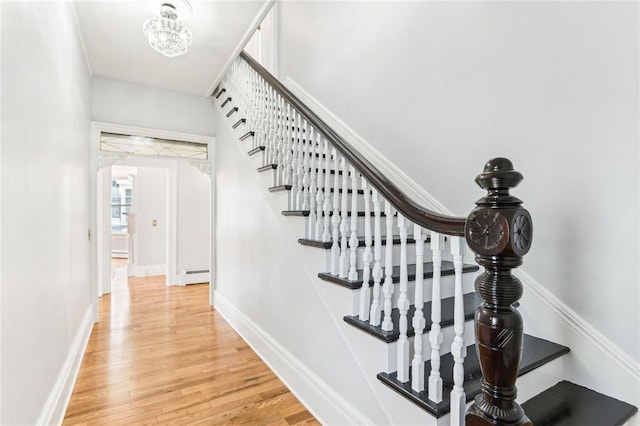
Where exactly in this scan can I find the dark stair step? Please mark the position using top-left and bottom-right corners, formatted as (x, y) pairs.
(214, 87), (226, 99)
(377, 334), (570, 417)
(258, 164), (343, 175)
(522, 380), (638, 426)
(269, 185), (364, 195)
(282, 210), (390, 217)
(248, 146), (265, 156)
(240, 131), (255, 141)
(344, 292), (483, 343)
(320, 261), (477, 290)
(298, 234), (421, 250)
(225, 106), (239, 117)
(258, 164), (277, 173)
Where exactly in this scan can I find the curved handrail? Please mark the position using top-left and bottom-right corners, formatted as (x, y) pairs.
(239, 51), (466, 236)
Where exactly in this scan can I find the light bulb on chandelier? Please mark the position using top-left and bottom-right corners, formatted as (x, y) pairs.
(143, 0), (193, 58)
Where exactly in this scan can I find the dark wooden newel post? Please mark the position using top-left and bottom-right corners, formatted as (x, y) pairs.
(465, 158), (533, 426)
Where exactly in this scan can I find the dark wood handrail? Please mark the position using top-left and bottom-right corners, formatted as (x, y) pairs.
(239, 51), (465, 236)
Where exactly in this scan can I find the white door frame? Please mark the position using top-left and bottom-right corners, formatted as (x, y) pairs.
(90, 121), (216, 321)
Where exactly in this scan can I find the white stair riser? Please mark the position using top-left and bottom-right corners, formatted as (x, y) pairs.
(349, 243), (468, 270)
(350, 274), (476, 312)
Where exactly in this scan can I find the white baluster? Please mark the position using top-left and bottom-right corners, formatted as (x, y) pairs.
(381, 200), (394, 332)
(449, 236), (466, 426)
(258, 78), (266, 153)
(282, 104), (291, 188)
(358, 178), (372, 321)
(254, 77), (264, 154)
(267, 88), (277, 166)
(428, 231), (444, 403)
(276, 98), (286, 186)
(256, 81), (264, 154)
(369, 188), (383, 326)
(270, 90), (277, 163)
(348, 167), (359, 281)
(411, 225), (427, 392)
(322, 140), (332, 242)
(396, 213), (410, 383)
(307, 127), (317, 239)
(301, 120), (310, 212)
(338, 158), (350, 278)
(330, 150), (341, 275)
(263, 85), (271, 162)
(314, 134), (324, 239)
(295, 113), (305, 209)
(288, 108), (298, 209)
(248, 74), (257, 149)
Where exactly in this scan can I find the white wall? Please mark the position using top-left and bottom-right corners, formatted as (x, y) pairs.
(176, 161), (210, 274)
(277, 1), (639, 365)
(1, 2), (93, 424)
(91, 76), (216, 136)
(135, 167), (168, 274)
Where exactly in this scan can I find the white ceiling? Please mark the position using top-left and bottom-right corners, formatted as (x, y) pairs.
(74, 0), (267, 96)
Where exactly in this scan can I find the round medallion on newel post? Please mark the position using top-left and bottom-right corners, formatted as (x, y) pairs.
(465, 158), (533, 426)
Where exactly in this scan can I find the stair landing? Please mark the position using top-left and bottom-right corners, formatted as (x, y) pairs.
(522, 380), (638, 426)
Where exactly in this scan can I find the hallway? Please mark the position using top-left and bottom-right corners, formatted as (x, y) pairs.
(63, 262), (318, 425)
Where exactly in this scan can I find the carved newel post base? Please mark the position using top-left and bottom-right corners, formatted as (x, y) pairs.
(464, 158), (533, 426)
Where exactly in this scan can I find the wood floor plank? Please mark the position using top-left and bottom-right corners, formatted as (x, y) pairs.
(63, 260), (318, 425)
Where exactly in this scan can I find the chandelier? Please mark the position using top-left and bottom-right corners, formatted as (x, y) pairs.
(143, 1), (193, 58)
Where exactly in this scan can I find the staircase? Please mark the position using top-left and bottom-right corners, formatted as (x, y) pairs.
(212, 51), (638, 425)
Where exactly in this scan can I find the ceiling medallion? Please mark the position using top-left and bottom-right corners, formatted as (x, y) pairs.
(143, 0), (193, 58)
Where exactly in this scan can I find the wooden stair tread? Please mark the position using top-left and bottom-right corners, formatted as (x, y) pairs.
(239, 131), (255, 141)
(232, 118), (246, 129)
(268, 185), (365, 195)
(522, 380), (638, 426)
(258, 164), (344, 175)
(298, 235), (421, 249)
(269, 184), (292, 192)
(282, 209), (390, 217)
(257, 164), (277, 172)
(377, 335), (570, 417)
(320, 261), (478, 290)
(248, 146), (265, 156)
(344, 292), (483, 343)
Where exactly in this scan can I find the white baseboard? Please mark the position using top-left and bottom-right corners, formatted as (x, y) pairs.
(518, 268), (640, 407)
(518, 269), (639, 380)
(214, 291), (375, 426)
(135, 263), (166, 278)
(36, 305), (94, 426)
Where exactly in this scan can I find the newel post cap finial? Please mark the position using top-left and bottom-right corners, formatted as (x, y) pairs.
(474, 157), (523, 207)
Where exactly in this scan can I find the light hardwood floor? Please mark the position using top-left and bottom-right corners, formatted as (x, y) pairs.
(63, 261), (318, 425)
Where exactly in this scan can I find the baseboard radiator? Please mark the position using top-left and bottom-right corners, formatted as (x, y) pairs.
(179, 269), (210, 286)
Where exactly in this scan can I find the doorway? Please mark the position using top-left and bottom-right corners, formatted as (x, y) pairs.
(91, 122), (215, 320)
(107, 163), (170, 292)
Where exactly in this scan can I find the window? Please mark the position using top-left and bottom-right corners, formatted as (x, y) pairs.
(111, 179), (133, 233)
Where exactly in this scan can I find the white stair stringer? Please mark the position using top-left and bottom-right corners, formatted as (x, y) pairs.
(214, 100), (439, 425)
